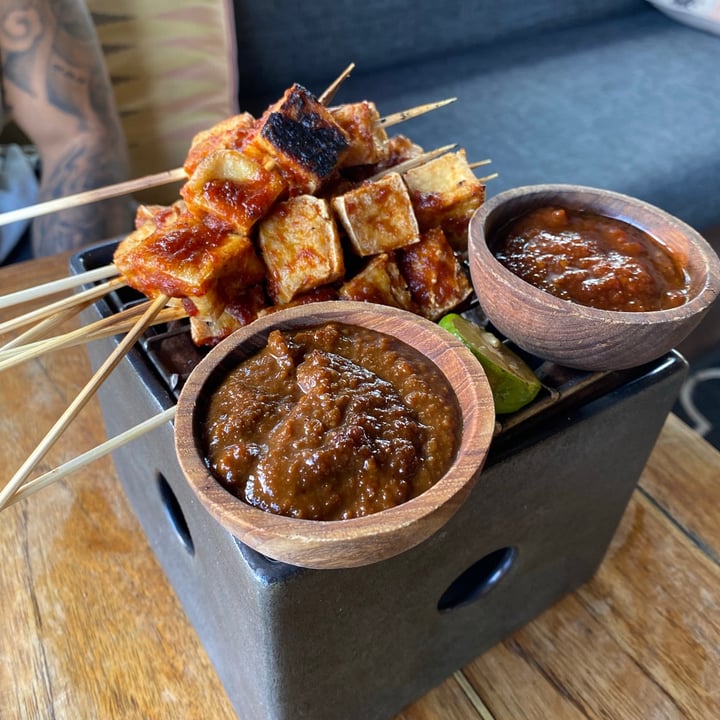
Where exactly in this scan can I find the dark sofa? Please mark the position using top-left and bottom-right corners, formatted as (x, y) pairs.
(233, 0), (720, 234)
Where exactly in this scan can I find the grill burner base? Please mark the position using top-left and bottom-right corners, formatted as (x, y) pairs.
(72, 244), (687, 720)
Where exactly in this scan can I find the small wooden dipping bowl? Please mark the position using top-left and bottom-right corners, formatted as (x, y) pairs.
(468, 184), (720, 371)
(175, 302), (495, 569)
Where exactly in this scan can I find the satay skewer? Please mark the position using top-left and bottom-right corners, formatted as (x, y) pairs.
(376, 98), (457, 128)
(0, 97), (454, 232)
(0, 263), (120, 310)
(2, 407), (177, 509)
(0, 277), (126, 337)
(0, 293), (169, 510)
(1, 297), (99, 351)
(370, 143), (458, 180)
(0, 168), (186, 229)
(0, 301), (185, 371)
(318, 62), (355, 105)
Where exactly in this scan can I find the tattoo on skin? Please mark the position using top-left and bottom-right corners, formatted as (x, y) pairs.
(32, 138), (134, 254)
(0, 4), (44, 95)
(1, 0), (135, 255)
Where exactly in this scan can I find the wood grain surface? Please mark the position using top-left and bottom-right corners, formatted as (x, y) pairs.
(1, 253), (719, 720)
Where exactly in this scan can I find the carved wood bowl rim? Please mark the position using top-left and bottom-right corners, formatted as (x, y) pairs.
(468, 184), (720, 371)
(174, 301), (495, 569)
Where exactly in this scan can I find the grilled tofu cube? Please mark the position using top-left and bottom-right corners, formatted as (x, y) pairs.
(331, 101), (389, 167)
(397, 227), (472, 320)
(114, 208), (266, 301)
(183, 112), (257, 175)
(403, 149), (485, 249)
(339, 253), (415, 311)
(258, 195), (345, 304)
(244, 83), (349, 195)
(181, 149), (285, 235)
(188, 284), (268, 346)
(332, 172), (420, 256)
(133, 201), (185, 231)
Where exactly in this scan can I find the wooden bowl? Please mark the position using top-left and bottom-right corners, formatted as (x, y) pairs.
(175, 302), (495, 569)
(468, 184), (720, 371)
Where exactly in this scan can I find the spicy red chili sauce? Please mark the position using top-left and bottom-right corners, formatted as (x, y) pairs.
(204, 322), (460, 521)
(492, 206), (689, 312)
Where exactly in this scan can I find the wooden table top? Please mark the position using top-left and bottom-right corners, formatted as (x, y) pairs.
(2, 252), (719, 720)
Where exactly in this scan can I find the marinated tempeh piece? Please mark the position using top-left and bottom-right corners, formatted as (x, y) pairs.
(397, 227), (472, 320)
(243, 84), (350, 195)
(403, 149), (485, 249)
(330, 101), (389, 167)
(339, 252), (415, 311)
(332, 172), (420, 256)
(181, 149), (286, 235)
(258, 195), (345, 305)
(183, 112), (257, 175)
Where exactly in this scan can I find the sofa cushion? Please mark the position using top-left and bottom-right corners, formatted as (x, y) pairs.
(297, 9), (720, 232)
(233, 0), (647, 106)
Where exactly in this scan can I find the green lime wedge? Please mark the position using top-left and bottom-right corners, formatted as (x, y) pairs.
(439, 313), (541, 414)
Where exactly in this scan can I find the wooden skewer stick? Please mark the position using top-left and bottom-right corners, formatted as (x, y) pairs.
(0, 90), (454, 235)
(0, 168), (186, 229)
(377, 98), (457, 128)
(0, 293), (169, 511)
(0, 263), (120, 310)
(0, 296), (98, 351)
(370, 143), (458, 181)
(476, 171), (499, 183)
(469, 159), (492, 170)
(0, 277), (126, 337)
(0, 302), (185, 371)
(318, 62), (355, 105)
(3, 407), (177, 509)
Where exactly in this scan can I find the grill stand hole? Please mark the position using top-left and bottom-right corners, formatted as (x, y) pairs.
(157, 473), (195, 555)
(438, 546), (516, 611)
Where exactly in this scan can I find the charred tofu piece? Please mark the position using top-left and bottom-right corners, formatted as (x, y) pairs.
(403, 149), (485, 249)
(330, 101), (389, 167)
(181, 149), (285, 235)
(332, 172), (420, 256)
(258, 195), (345, 304)
(397, 227), (472, 320)
(183, 113), (257, 175)
(114, 208), (266, 301)
(243, 84), (349, 195)
(339, 253), (415, 311)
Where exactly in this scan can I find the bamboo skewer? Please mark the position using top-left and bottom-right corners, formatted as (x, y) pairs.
(0, 277), (126, 337)
(0, 302), (186, 371)
(3, 407), (177, 509)
(370, 143), (458, 180)
(0, 263), (120, 310)
(0, 168), (186, 229)
(0, 93), (455, 235)
(318, 62), (355, 105)
(0, 293), (169, 511)
(0, 297), (98, 351)
(377, 98), (456, 128)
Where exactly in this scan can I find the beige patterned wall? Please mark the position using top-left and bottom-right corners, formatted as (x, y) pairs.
(86, 0), (237, 204)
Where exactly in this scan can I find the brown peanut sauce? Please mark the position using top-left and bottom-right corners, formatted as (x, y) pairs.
(493, 206), (690, 312)
(204, 322), (460, 521)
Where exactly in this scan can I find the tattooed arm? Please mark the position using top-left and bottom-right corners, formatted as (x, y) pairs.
(0, 0), (135, 256)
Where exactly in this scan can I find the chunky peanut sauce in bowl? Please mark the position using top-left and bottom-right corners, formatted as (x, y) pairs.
(469, 184), (720, 371)
(175, 301), (495, 569)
